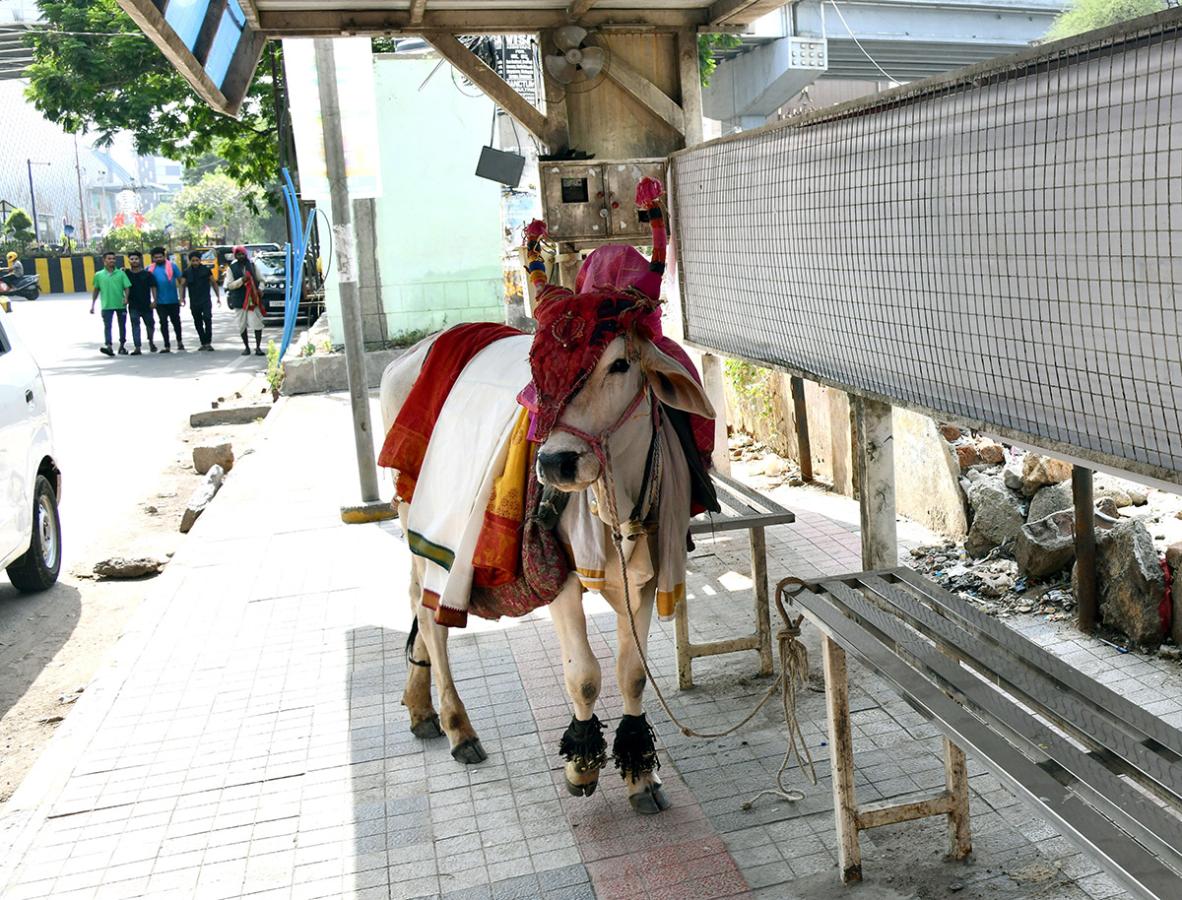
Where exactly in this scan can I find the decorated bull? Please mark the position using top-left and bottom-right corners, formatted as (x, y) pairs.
(378, 179), (718, 814)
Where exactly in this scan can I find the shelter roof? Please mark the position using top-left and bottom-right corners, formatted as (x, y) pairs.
(118, 0), (781, 116)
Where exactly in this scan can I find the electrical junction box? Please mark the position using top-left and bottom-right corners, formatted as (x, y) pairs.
(540, 158), (667, 245)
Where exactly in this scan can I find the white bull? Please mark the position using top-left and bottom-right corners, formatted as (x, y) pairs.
(379, 327), (713, 814)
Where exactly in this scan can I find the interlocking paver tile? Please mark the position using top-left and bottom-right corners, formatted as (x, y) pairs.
(0, 396), (1160, 900)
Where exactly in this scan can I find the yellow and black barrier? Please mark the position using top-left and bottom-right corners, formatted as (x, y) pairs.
(17, 254), (187, 295)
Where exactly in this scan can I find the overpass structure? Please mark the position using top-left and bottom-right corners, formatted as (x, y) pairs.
(704, 0), (1069, 127)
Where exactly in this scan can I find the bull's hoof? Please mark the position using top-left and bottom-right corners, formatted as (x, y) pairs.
(566, 777), (599, 797)
(411, 714), (443, 739)
(628, 784), (671, 815)
(451, 738), (488, 765)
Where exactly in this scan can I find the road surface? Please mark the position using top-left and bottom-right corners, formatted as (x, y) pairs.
(0, 291), (282, 802)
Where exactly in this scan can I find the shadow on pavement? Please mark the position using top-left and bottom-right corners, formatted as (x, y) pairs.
(0, 580), (82, 720)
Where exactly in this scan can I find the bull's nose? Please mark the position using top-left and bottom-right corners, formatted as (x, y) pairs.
(538, 450), (580, 484)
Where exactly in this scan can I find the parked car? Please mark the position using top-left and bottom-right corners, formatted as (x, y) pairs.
(195, 243), (281, 283)
(255, 251), (325, 326)
(0, 310), (62, 591)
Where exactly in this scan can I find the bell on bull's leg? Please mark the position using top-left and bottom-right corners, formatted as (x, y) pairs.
(560, 714), (607, 796)
(614, 713), (670, 815)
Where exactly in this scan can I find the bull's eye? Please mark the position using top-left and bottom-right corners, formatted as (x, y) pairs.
(608, 358), (631, 374)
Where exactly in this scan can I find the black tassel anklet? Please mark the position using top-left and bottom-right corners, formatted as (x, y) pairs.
(559, 715), (607, 772)
(613, 713), (660, 781)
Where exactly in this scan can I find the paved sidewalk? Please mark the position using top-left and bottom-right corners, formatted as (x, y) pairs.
(1, 391), (1179, 899)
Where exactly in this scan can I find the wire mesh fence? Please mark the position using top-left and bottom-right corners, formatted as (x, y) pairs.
(671, 10), (1182, 486)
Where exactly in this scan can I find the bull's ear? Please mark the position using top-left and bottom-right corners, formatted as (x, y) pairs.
(638, 340), (715, 419)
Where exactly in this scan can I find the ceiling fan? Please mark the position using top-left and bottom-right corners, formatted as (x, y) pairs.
(544, 25), (610, 93)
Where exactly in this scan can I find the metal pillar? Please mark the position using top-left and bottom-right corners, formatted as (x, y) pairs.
(313, 39), (392, 522)
(27, 160), (39, 245)
(1073, 465), (1097, 633)
(73, 137), (89, 244)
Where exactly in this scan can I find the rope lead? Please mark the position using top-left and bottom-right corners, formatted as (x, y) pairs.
(599, 438), (817, 806)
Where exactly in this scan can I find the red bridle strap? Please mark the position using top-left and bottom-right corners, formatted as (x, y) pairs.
(551, 386), (651, 469)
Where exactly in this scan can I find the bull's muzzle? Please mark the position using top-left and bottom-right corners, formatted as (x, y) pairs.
(537, 449), (581, 486)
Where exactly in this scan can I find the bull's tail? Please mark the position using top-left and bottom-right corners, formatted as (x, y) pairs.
(405, 618), (430, 668)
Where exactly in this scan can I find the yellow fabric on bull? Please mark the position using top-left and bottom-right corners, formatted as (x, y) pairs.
(472, 407), (532, 587)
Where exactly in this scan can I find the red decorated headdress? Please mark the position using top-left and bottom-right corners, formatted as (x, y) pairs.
(520, 289), (658, 442)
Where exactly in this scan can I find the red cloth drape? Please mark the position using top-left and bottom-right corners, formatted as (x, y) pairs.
(378, 322), (521, 502)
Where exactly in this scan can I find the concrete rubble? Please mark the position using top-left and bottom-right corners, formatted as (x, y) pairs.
(180, 464), (225, 533)
(192, 442), (234, 475)
(92, 555), (170, 579)
(1015, 507), (1118, 580)
(965, 476), (1025, 557)
(1076, 518), (1166, 648)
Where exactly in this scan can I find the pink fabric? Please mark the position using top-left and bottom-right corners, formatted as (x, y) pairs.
(148, 259), (176, 280)
(575, 245), (662, 300)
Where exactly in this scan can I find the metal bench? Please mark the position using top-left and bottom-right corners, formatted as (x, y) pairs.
(675, 473), (796, 689)
(783, 567), (1182, 899)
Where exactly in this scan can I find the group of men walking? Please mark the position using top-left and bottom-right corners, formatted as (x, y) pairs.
(90, 245), (268, 357)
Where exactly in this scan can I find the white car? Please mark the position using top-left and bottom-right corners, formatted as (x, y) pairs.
(0, 309), (61, 592)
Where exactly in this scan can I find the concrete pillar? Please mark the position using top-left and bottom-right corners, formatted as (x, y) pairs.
(855, 396), (897, 570)
(352, 197), (387, 348)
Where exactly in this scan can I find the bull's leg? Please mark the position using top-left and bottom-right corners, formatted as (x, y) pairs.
(415, 603), (487, 764)
(397, 503), (485, 764)
(403, 579), (442, 738)
(613, 580), (670, 815)
(399, 505), (442, 739)
(549, 575), (605, 796)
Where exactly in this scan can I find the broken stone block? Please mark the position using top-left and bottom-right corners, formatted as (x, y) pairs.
(965, 477), (1025, 557)
(1074, 518), (1166, 647)
(1003, 464), (1024, 493)
(1093, 474), (1148, 509)
(955, 444), (980, 471)
(193, 443), (234, 475)
(1015, 508), (1118, 580)
(977, 440), (1005, 466)
(180, 465), (225, 534)
(1028, 481), (1073, 524)
(93, 556), (169, 579)
(1096, 497), (1119, 518)
(939, 424), (963, 442)
(1021, 453), (1072, 497)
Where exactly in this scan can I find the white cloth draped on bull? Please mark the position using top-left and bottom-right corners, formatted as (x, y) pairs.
(397, 330), (702, 627)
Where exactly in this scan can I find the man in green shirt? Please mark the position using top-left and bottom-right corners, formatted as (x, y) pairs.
(90, 251), (131, 356)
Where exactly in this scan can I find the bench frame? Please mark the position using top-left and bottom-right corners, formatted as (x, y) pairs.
(790, 568), (1182, 899)
(675, 473), (795, 689)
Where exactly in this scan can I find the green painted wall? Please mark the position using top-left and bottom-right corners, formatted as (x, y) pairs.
(320, 54), (505, 345)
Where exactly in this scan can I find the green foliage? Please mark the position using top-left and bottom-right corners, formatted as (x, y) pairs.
(171, 173), (271, 242)
(4, 209), (35, 244)
(266, 340), (284, 394)
(26, 0), (282, 205)
(724, 358), (781, 438)
(698, 33), (742, 87)
(1046, 0), (1165, 40)
(102, 224), (146, 253)
(144, 202), (176, 232)
(390, 327), (433, 349)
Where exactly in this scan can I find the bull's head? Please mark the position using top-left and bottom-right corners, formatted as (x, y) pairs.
(535, 333), (713, 491)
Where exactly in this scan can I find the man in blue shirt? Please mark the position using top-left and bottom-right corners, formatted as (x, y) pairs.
(148, 246), (185, 352)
